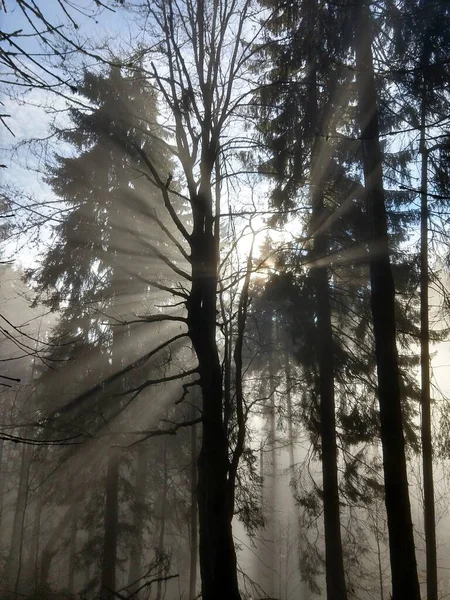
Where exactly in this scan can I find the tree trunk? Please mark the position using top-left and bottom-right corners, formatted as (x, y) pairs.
(39, 549), (54, 590)
(311, 239), (347, 600)
(188, 168), (240, 599)
(265, 324), (277, 597)
(306, 5), (347, 593)
(420, 85), (438, 600)
(37, 499), (82, 589)
(189, 411), (198, 600)
(155, 440), (168, 600)
(84, 523), (94, 590)
(29, 476), (44, 591)
(355, 4), (420, 599)
(311, 191), (348, 600)
(127, 443), (148, 597)
(0, 409), (5, 531)
(67, 510), (78, 593)
(284, 349), (295, 471)
(3, 443), (32, 594)
(100, 454), (119, 599)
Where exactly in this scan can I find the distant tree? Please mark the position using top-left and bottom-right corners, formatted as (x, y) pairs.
(392, 3), (450, 598)
(26, 65), (180, 598)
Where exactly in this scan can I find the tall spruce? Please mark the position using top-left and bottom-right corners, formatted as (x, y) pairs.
(354, 3), (420, 598)
(256, 1), (362, 596)
(394, 2), (450, 597)
(28, 65), (175, 596)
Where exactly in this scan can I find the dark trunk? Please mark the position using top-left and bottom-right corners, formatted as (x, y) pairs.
(29, 479), (44, 591)
(67, 511), (78, 593)
(127, 443), (148, 596)
(37, 500), (81, 589)
(266, 326), (277, 597)
(0, 410), (4, 530)
(155, 440), (168, 600)
(100, 454), (119, 599)
(307, 15), (347, 595)
(84, 524), (94, 589)
(189, 410), (198, 600)
(39, 550), (53, 590)
(312, 245), (347, 600)
(355, 4), (420, 599)
(4, 443), (32, 594)
(420, 90), (438, 600)
(188, 168), (240, 599)
(284, 349), (295, 470)
(311, 190), (348, 600)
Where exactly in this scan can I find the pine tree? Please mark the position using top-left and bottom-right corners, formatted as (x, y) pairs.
(391, 3), (450, 596)
(27, 65), (177, 597)
(354, 3), (420, 597)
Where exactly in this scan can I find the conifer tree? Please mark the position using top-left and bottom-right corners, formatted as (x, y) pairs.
(27, 65), (178, 597)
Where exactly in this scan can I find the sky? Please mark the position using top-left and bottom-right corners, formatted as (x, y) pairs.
(1, 0), (450, 406)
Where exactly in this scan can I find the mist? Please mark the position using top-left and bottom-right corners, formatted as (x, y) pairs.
(1, 0), (450, 599)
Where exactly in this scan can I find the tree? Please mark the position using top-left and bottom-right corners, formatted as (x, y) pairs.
(255, 0), (369, 596)
(394, 2), (450, 597)
(0, 0), (115, 134)
(26, 64), (179, 597)
(354, 3), (420, 598)
(107, 0), (270, 596)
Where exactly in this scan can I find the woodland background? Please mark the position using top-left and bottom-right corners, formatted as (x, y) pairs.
(1, 1), (450, 599)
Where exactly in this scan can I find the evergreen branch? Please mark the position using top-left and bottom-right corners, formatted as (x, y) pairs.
(122, 417), (202, 448)
(117, 367), (199, 399)
(54, 333), (189, 416)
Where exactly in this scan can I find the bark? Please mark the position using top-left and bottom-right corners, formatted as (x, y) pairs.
(67, 511), (78, 593)
(155, 440), (168, 600)
(127, 443), (149, 597)
(188, 166), (240, 599)
(265, 325), (277, 598)
(37, 497), (83, 589)
(189, 411), (198, 600)
(420, 88), (438, 600)
(39, 549), (53, 590)
(84, 524), (94, 589)
(3, 443), (32, 594)
(0, 410), (4, 530)
(29, 478), (44, 591)
(355, 4), (420, 599)
(100, 454), (120, 599)
(284, 349), (295, 471)
(311, 175), (348, 600)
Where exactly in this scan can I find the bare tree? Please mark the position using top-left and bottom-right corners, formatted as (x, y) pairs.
(97, 1), (270, 597)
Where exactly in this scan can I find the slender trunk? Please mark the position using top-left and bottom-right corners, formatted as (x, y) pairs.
(156, 440), (168, 600)
(0, 409), (4, 530)
(4, 443), (32, 594)
(84, 523), (94, 590)
(266, 326), (277, 597)
(127, 443), (148, 596)
(39, 550), (53, 590)
(67, 511), (78, 593)
(420, 91), (438, 600)
(29, 477), (44, 591)
(38, 499), (82, 589)
(355, 4), (420, 599)
(189, 412), (198, 600)
(188, 166), (240, 599)
(311, 200), (347, 600)
(100, 454), (119, 599)
(307, 11), (347, 595)
(374, 503), (385, 600)
(284, 349), (295, 471)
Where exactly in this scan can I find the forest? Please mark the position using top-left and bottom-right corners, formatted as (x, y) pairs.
(0, 0), (450, 599)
